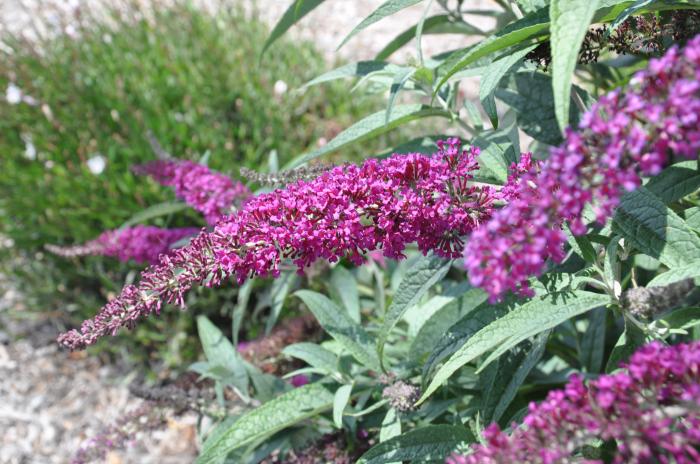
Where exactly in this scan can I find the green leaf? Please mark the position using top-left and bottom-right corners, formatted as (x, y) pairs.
(609, 0), (653, 33)
(197, 316), (249, 397)
(648, 263), (700, 287)
(120, 201), (189, 228)
(375, 15), (484, 60)
(386, 67), (417, 123)
(480, 330), (549, 424)
(612, 187), (700, 268)
(380, 408), (402, 443)
(686, 207), (700, 231)
(436, 7), (551, 92)
(196, 383), (335, 464)
(282, 342), (338, 373)
(422, 294), (518, 384)
(301, 61), (402, 89)
(333, 384), (353, 428)
(472, 128), (519, 183)
(330, 266), (361, 323)
(580, 307), (607, 373)
(265, 271), (297, 334)
(357, 425), (472, 464)
(295, 290), (381, 371)
(378, 254), (452, 369)
(338, 0), (425, 50)
(605, 318), (650, 373)
(420, 290), (609, 403)
(549, 0), (601, 132)
(410, 288), (488, 364)
(285, 104), (450, 169)
(261, 0), (326, 57)
(479, 45), (537, 128)
(496, 71), (591, 145)
(644, 160), (700, 204)
(516, 0), (549, 13)
(660, 307), (700, 331)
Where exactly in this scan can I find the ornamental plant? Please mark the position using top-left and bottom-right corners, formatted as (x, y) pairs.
(51, 1), (700, 463)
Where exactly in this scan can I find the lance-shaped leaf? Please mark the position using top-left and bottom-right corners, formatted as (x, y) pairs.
(120, 201), (189, 228)
(376, 15), (485, 60)
(419, 291), (609, 403)
(357, 425), (473, 464)
(612, 187), (700, 268)
(479, 331), (549, 424)
(378, 254), (452, 368)
(549, 0), (601, 132)
(283, 342), (338, 373)
(338, 0), (425, 50)
(301, 61), (402, 89)
(196, 316), (249, 397)
(295, 290), (381, 371)
(644, 160), (700, 204)
(285, 104), (450, 169)
(261, 0), (326, 57)
(196, 383), (335, 463)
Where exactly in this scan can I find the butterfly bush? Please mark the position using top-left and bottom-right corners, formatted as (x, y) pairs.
(465, 35), (700, 301)
(133, 159), (251, 224)
(45, 225), (198, 265)
(58, 139), (503, 349)
(448, 340), (700, 464)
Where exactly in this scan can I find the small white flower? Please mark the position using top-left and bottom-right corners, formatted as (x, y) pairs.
(87, 154), (106, 175)
(65, 24), (77, 38)
(273, 80), (288, 96)
(102, 33), (112, 44)
(6, 83), (22, 105)
(21, 133), (36, 160)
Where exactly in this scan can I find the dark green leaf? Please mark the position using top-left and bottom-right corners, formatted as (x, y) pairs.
(479, 45), (536, 128)
(605, 318), (650, 373)
(357, 425), (472, 464)
(644, 160), (700, 204)
(301, 61), (402, 89)
(612, 187), (700, 268)
(375, 15), (484, 60)
(196, 383), (335, 464)
(378, 254), (452, 368)
(120, 201), (189, 228)
(472, 128), (519, 183)
(338, 0), (425, 50)
(410, 288), (488, 364)
(295, 290), (381, 371)
(197, 316), (249, 397)
(285, 104), (450, 169)
(580, 308), (607, 373)
(549, 0), (601, 131)
(480, 331), (549, 424)
(420, 291), (609, 403)
(261, 0), (326, 56)
(282, 342), (338, 373)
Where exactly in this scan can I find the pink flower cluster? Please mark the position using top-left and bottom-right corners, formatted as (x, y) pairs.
(46, 225), (198, 265)
(448, 340), (700, 464)
(58, 139), (500, 349)
(134, 159), (251, 224)
(465, 35), (700, 301)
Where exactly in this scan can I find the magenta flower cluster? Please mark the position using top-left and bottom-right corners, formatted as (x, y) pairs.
(134, 159), (251, 224)
(448, 340), (700, 464)
(465, 35), (700, 301)
(58, 139), (502, 349)
(46, 225), (198, 265)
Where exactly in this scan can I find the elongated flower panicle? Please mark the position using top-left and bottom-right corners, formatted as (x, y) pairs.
(448, 341), (700, 464)
(465, 35), (700, 301)
(58, 139), (499, 350)
(46, 225), (198, 265)
(134, 159), (251, 224)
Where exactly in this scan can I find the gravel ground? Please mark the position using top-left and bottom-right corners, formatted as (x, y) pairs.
(0, 1), (494, 462)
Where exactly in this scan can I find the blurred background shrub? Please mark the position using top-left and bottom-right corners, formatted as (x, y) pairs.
(0, 0), (380, 368)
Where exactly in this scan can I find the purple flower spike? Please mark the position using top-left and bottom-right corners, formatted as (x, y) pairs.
(465, 35), (700, 301)
(448, 340), (700, 464)
(134, 159), (251, 224)
(58, 139), (498, 350)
